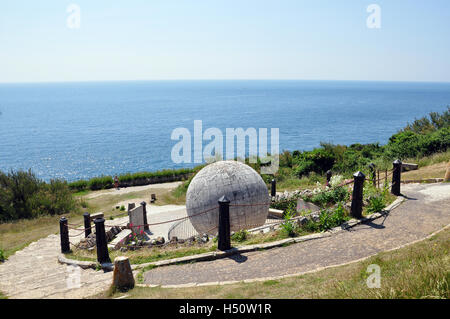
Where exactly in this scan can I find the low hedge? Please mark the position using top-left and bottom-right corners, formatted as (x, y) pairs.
(68, 168), (195, 192)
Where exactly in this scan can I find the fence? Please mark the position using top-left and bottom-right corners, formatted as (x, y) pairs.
(60, 160), (404, 260)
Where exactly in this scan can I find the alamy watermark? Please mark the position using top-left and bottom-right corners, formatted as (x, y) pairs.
(66, 265), (81, 289)
(66, 4), (81, 29)
(367, 4), (381, 29)
(366, 264), (381, 288)
(171, 120), (280, 174)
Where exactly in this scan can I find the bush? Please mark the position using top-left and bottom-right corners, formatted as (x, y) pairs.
(303, 204), (349, 232)
(68, 180), (88, 192)
(310, 186), (349, 207)
(231, 230), (249, 242)
(293, 148), (336, 177)
(280, 208), (297, 237)
(0, 170), (78, 222)
(87, 176), (113, 190)
(0, 248), (5, 262)
(366, 195), (385, 215)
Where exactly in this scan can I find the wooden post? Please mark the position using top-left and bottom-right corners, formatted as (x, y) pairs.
(94, 218), (111, 264)
(83, 212), (91, 238)
(391, 160), (402, 196)
(218, 195), (231, 251)
(368, 163), (376, 187)
(326, 170), (332, 186)
(350, 171), (365, 219)
(384, 169), (387, 185)
(141, 201), (149, 231)
(112, 256), (135, 292)
(271, 179), (276, 197)
(377, 169), (380, 188)
(59, 217), (71, 253)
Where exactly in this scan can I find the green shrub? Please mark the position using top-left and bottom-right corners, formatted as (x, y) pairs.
(366, 195), (385, 215)
(310, 186), (349, 207)
(0, 170), (78, 222)
(293, 148), (336, 177)
(87, 175), (113, 190)
(68, 180), (88, 192)
(280, 208), (297, 237)
(120, 205), (125, 211)
(231, 230), (249, 242)
(0, 248), (5, 262)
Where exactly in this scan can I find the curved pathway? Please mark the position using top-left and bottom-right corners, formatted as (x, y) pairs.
(0, 183), (448, 298)
(143, 183), (450, 286)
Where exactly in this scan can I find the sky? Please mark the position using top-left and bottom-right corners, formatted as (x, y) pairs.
(1, 0), (450, 83)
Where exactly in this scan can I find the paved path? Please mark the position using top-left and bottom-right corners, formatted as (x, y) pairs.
(143, 183), (450, 286)
(0, 183), (448, 298)
(0, 234), (114, 299)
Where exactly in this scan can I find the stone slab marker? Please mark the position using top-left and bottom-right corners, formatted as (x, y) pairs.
(129, 206), (144, 234)
(112, 256), (135, 291)
(296, 199), (320, 214)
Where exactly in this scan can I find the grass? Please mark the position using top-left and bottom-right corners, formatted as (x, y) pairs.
(0, 291), (7, 299)
(0, 210), (87, 259)
(65, 243), (218, 265)
(96, 227), (450, 299)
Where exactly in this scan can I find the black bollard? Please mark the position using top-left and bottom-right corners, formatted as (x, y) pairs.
(326, 170), (332, 186)
(141, 201), (149, 231)
(83, 212), (91, 238)
(368, 163), (376, 187)
(271, 179), (276, 197)
(218, 196), (231, 251)
(391, 160), (402, 196)
(59, 217), (71, 253)
(350, 171), (365, 219)
(94, 218), (111, 264)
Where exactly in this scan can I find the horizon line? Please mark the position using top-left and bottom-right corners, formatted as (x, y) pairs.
(1, 78), (450, 85)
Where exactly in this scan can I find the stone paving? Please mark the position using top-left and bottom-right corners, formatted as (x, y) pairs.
(0, 183), (449, 298)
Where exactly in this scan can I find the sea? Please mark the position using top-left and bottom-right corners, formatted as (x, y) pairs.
(1, 80), (449, 182)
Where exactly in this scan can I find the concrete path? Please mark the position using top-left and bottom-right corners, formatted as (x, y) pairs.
(143, 183), (450, 286)
(85, 181), (182, 199)
(0, 183), (448, 298)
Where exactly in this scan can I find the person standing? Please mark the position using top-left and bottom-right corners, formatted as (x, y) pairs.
(114, 175), (119, 190)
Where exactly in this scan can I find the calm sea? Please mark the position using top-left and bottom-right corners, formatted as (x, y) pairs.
(1, 80), (449, 182)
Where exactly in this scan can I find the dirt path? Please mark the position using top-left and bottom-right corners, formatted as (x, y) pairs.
(85, 181), (182, 199)
(143, 183), (450, 286)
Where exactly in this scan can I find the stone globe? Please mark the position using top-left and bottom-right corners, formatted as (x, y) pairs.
(185, 160), (270, 235)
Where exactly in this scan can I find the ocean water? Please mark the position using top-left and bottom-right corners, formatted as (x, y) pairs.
(0, 80), (449, 182)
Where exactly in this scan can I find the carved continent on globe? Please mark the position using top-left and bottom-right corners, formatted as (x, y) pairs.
(186, 160), (270, 235)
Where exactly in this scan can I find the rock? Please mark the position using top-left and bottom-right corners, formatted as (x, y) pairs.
(296, 199), (320, 214)
(201, 234), (209, 243)
(155, 236), (165, 245)
(170, 236), (178, 244)
(296, 217), (308, 226)
(120, 247), (127, 252)
(310, 213), (320, 222)
(112, 256), (135, 292)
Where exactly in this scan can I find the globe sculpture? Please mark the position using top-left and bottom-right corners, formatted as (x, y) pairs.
(186, 160), (270, 235)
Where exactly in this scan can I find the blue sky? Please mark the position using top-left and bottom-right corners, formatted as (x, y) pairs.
(1, 0), (450, 83)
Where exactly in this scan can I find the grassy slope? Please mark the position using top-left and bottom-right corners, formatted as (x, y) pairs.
(99, 227), (449, 299)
